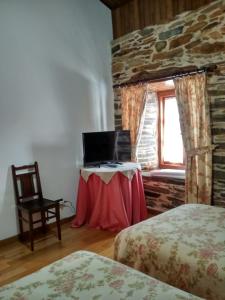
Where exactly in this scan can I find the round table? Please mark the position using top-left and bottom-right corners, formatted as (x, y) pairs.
(71, 162), (147, 231)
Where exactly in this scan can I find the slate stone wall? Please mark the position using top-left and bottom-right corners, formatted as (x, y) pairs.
(112, 0), (225, 208)
(208, 65), (225, 207)
(112, 0), (225, 86)
(143, 176), (185, 212)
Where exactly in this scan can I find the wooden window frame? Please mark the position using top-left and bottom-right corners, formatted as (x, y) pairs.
(158, 90), (185, 169)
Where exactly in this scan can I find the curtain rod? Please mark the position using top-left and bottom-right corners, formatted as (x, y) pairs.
(113, 65), (217, 89)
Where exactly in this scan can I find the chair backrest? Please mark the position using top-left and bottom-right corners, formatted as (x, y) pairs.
(11, 162), (43, 204)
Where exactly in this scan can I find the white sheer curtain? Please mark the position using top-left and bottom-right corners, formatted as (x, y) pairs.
(136, 91), (158, 169)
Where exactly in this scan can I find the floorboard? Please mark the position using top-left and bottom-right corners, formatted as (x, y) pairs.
(0, 222), (117, 287)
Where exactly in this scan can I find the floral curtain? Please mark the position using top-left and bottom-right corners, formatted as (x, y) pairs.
(121, 84), (147, 161)
(174, 73), (213, 205)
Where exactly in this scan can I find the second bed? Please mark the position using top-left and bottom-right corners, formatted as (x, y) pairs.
(114, 204), (225, 300)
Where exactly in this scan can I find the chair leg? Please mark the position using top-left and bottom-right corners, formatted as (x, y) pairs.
(17, 209), (24, 241)
(29, 213), (34, 251)
(41, 210), (46, 234)
(55, 204), (61, 241)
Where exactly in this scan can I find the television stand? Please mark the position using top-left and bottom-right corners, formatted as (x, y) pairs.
(84, 162), (124, 168)
(102, 164), (118, 168)
(73, 162), (147, 231)
(101, 162), (123, 168)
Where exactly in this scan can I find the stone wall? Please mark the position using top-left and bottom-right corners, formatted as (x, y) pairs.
(112, 0), (225, 208)
(143, 176), (185, 212)
(208, 65), (225, 207)
(112, 0), (225, 86)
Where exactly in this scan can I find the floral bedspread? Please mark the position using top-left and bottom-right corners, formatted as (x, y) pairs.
(114, 204), (225, 300)
(0, 250), (202, 300)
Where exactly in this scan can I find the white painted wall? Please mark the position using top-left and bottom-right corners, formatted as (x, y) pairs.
(0, 0), (113, 240)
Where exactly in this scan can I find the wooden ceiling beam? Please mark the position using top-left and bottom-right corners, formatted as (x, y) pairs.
(100, 0), (132, 10)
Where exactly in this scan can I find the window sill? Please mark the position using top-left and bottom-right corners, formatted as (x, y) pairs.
(142, 169), (185, 185)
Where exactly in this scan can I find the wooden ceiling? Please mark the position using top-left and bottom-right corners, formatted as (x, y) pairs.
(100, 0), (132, 9)
(100, 0), (217, 39)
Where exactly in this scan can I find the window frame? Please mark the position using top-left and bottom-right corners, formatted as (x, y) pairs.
(158, 90), (185, 169)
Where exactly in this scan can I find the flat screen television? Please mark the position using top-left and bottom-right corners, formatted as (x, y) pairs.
(82, 130), (131, 166)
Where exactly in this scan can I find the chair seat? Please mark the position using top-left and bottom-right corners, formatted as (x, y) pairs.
(18, 198), (60, 212)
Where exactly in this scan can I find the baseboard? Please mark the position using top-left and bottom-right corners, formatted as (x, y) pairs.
(0, 215), (75, 247)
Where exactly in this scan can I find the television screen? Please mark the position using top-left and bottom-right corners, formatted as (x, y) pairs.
(82, 130), (131, 166)
(82, 131), (116, 166)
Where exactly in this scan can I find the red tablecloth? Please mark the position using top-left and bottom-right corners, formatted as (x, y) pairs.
(71, 169), (147, 232)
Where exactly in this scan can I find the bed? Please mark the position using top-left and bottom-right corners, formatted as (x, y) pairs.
(114, 204), (225, 300)
(0, 250), (202, 300)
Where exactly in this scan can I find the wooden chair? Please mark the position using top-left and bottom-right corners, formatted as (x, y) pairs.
(11, 162), (62, 251)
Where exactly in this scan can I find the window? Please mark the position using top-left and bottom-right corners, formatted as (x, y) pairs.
(158, 90), (184, 168)
(135, 81), (185, 170)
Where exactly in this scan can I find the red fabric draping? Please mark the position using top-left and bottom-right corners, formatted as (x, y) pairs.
(71, 170), (147, 232)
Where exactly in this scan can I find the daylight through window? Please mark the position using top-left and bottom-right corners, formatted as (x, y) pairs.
(158, 91), (184, 167)
(137, 81), (185, 169)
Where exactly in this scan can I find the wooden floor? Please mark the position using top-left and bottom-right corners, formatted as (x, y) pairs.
(0, 221), (117, 287)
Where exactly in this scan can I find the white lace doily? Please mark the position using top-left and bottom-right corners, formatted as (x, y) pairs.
(80, 162), (141, 184)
